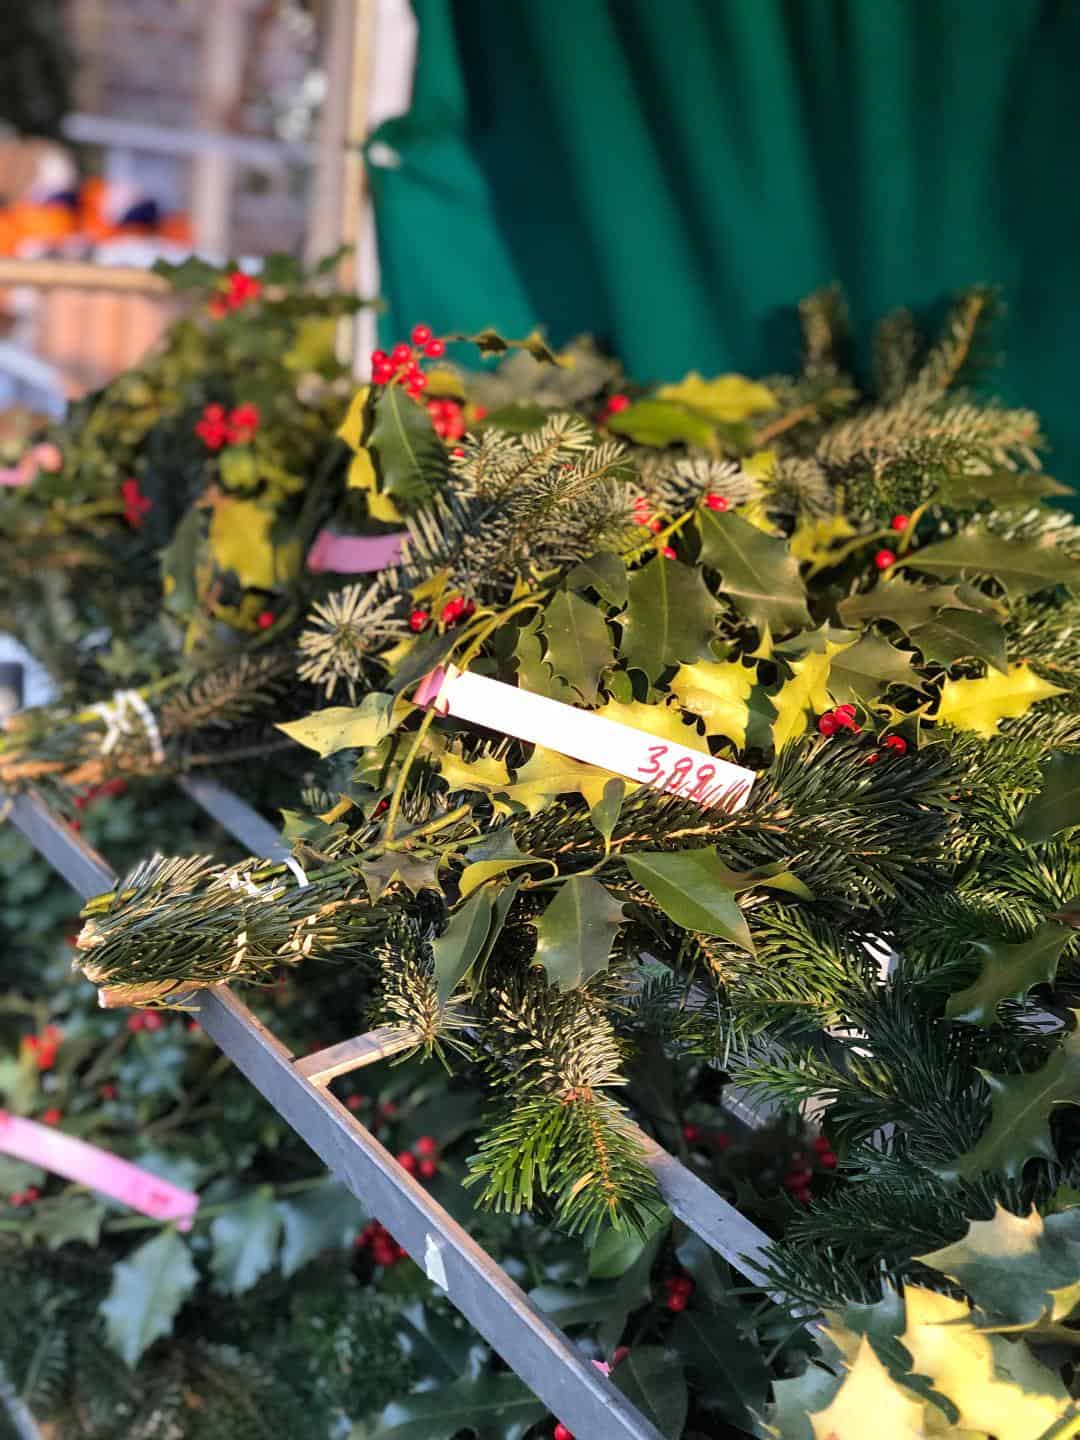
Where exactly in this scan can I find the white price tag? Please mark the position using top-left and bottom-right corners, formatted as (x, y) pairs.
(414, 665), (755, 812)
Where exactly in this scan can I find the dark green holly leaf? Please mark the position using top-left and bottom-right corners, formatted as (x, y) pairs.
(368, 383), (448, 508)
(767, 1364), (841, 1440)
(619, 557), (720, 681)
(589, 778), (625, 848)
(918, 1205), (1080, 1329)
(370, 1373), (546, 1440)
(612, 1346), (689, 1440)
(361, 852), (438, 901)
(531, 876), (626, 989)
(624, 851), (805, 953)
(513, 614), (574, 701)
(588, 1206), (670, 1279)
(210, 1186), (283, 1295)
(0, 1157), (44, 1191)
(152, 255), (223, 290)
(668, 1309), (769, 1430)
(1018, 753), (1080, 842)
(902, 529), (1077, 602)
(277, 693), (400, 757)
(697, 511), (811, 635)
(432, 889), (495, 1003)
(31, 1192), (105, 1249)
(941, 1023), (1080, 1181)
(827, 633), (922, 704)
(941, 469), (1073, 508)
(837, 577), (981, 632)
(541, 590), (613, 702)
(607, 398), (717, 448)
(459, 829), (542, 899)
(912, 608), (1008, 673)
(448, 327), (561, 365)
(567, 551), (629, 608)
(100, 1228), (198, 1367)
(945, 922), (1073, 1027)
(279, 1180), (365, 1276)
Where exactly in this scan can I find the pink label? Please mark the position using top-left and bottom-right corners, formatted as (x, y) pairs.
(0, 1111), (199, 1229)
(307, 528), (405, 574)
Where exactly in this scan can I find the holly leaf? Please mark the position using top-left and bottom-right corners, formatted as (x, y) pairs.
(945, 921), (1074, 1026)
(541, 589), (613, 701)
(497, 744), (621, 815)
(368, 383), (448, 508)
(513, 615), (574, 701)
(607, 398), (717, 449)
(668, 1309), (770, 1430)
(432, 889), (496, 1002)
(625, 851), (807, 953)
(611, 1346), (689, 1440)
(697, 511), (811, 636)
(588, 1206), (670, 1279)
(918, 1205), (1080, 1329)
(0, 1157), (44, 1191)
(619, 557), (720, 680)
(31, 1192), (105, 1249)
(210, 1186), (283, 1295)
(655, 372), (776, 423)
(277, 693), (401, 756)
(1018, 752), (1080, 842)
(370, 1373), (546, 1440)
(903, 529), (1077, 602)
(669, 660), (757, 747)
(941, 468), (1073, 508)
(899, 1285), (1069, 1440)
(911, 608), (1008, 673)
(590, 778), (625, 847)
(768, 1365), (842, 1440)
(459, 829), (540, 898)
(450, 326), (561, 365)
(807, 1337), (926, 1440)
(279, 1180), (365, 1276)
(361, 852), (438, 901)
(769, 636), (854, 750)
(531, 876), (625, 988)
(567, 551), (628, 608)
(827, 633), (921, 705)
(592, 695), (710, 754)
(942, 1022), (1080, 1180)
(837, 577), (983, 632)
(428, 734), (511, 796)
(935, 663), (1064, 738)
(209, 497), (300, 590)
(100, 1228), (198, 1366)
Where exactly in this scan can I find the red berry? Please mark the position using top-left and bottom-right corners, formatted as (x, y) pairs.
(666, 1291), (688, 1312)
(391, 342), (413, 366)
(414, 1135), (439, 1157)
(410, 372), (428, 392)
(817, 712), (839, 737)
(69, 819), (81, 832)
(127, 1014), (144, 1033)
(794, 1186), (813, 1204)
(713, 1132), (732, 1152)
(874, 549), (896, 571)
(256, 610), (274, 630)
(833, 709), (857, 731)
(648, 518), (663, 533)
(397, 1151), (418, 1175)
(418, 1158), (438, 1180)
(24, 1187), (40, 1203)
(704, 493), (730, 512)
(612, 1346), (630, 1366)
(865, 752), (880, 765)
(451, 446), (465, 458)
(682, 1123), (701, 1143)
(660, 545), (676, 559)
(100, 1083), (117, 1099)
(142, 1012), (163, 1032)
(346, 1094), (363, 1111)
(784, 1169), (812, 1190)
(409, 608), (430, 632)
(835, 703), (857, 719)
(411, 324), (433, 346)
(554, 1425), (575, 1440)
(42, 1109), (61, 1126)
(424, 337), (446, 358)
(819, 1152), (837, 1169)
(371, 349), (389, 367)
(883, 734), (908, 754)
(606, 394), (630, 414)
(188, 1020), (200, 1032)
(891, 513), (909, 531)
(372, 363), (393, 385)
(812, 1135), (832, 1154)
(8, 1193), (24, 1207)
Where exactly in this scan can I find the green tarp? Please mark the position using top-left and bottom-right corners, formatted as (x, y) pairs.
(370, 0), (1080, 502)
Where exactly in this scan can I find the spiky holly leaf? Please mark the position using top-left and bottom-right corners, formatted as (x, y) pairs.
(427, 733), (512, 796)
(1018, 752), (1080, 842)
(767, 1365), (841, 1440)
(277, 693), (402, 757)
(496, 745), (620, 815)
(541, 589), (613, 702)
(625, 851), (808, 953)
(918, 1205), (1080, 1329)
(655, 372), (777, 423)
(592, 695), (710, 754)
(566, 550), (629, 608)
(611, 1346), (689, 1440)
(941, 468), (1073, 508)
(769, 635), (854, 749)
(370, 1372), (545, 1440)
(668, 1309), (770, 1429)
(31, 1192), (105, 1249)
(899, 1285), (1070, 1440)
(807, 1337), (925, 1440)
(449, 326), (561, 364)
(669, 659), (758, 747)
(531, 875), (625, 988)
(100, 1228), (198, 1367)
(209, 496), (301, 590)
(607, 398), (717, 449)
(945, 921), (1073, 1027)
(361, 852), (438, 901)
(903, 529), (1077, 602)
(837, 577), (980, 632)
(618, 556), (720, 680)
(911, 608), (1008, 673)
(368, 382), (448, 508)
(935, 663), (1064, 738)
(279, 1180), (364, 1276)
(210, 1186), (283, 1295)
(697, 511), (811, 636)
(458, 829), (540, 898)
(513, 614), (574, 702)
(827, 633), (921, 704)
(942, 1022), (1080, 1181)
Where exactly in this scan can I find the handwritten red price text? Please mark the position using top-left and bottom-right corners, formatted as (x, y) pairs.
(637, 744), (745, 808)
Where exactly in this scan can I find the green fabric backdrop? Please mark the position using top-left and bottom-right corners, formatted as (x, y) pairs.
(370, 0), (1080, 499)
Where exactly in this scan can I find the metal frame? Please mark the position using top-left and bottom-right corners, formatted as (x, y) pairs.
(7, 782), (779, 1440)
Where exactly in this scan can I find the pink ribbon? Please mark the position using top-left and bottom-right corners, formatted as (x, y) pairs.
(307, 529), (405, 574)
(0, 1111), (199, 1229)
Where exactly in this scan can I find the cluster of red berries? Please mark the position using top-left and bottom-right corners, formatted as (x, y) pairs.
(703, 492), (730, 512)
(598, 392), (631, 423)
(73, 778), (127, 812)
(865, 734), (908, 766)
(119, 477), (152, 528)
(195, 401), (260, 451)
(356, 1220), (407, 1268)
(784, 1135), (837, 1204)
(427, 396), (467, 440)
(632, 494), (664, 534)
(408, 594), (476, 633)
(396, 1134), (440, 1182)
(663, 1272), (695, 1312)
(127, 1011), (164, 1033)
(817, 703), (861, 737)
(6, 1187), (41, 1207)
(681, 1122), (732, 1153)
(23, 1024), (61, 1070)
(370, 324), (446, 396)
(209, 270), (263, 319)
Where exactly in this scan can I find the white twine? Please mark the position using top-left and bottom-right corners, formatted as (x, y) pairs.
(283, 856), (309, 888)
(93, 689), (165, 764)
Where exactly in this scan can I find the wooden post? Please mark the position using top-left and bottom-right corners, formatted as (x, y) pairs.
(191, 0), (249, 258)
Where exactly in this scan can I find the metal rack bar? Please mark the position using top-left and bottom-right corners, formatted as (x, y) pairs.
(6, 782), (782, 1435)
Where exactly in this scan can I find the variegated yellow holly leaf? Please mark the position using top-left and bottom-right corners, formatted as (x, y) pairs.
(209, 498), (301, 591)
(367, 491), (404, 522)
(336, 387), (370, 449)
(656, 372), (776, 423)
(935, 663), (1064, 738)
(496, 745), (620, 816)
(426, 734), (511, 794)
(789, 513), (857, 563)
(742, 448), (778, 481)
(669, 661), (756, 747)
(346, 447), (377, 491)
(592, 696), (710, 753)
(770, 636), (855, 750)
(807, 1337), (925, 1440)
